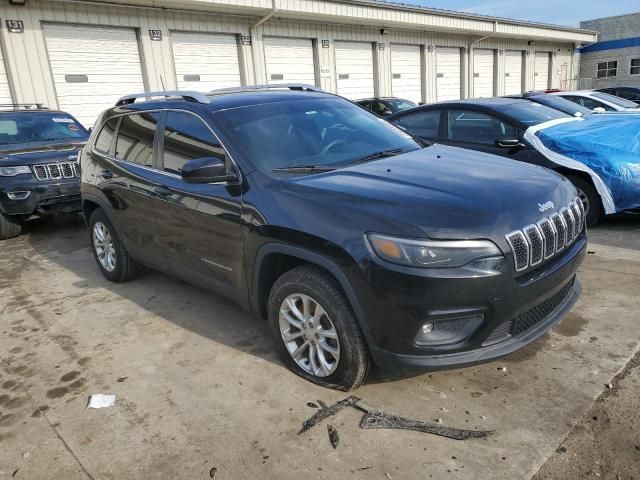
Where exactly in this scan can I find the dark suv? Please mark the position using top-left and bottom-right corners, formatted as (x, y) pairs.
(81, 85), (586, 390)
(0, 104), (89, 239)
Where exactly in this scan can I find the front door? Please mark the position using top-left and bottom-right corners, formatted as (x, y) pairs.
(152, 110), (245, 302)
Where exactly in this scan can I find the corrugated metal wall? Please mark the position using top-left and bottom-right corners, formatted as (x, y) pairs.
(0, 0), (581, 110)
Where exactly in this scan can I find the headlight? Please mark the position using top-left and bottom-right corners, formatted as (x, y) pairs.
(366, 233), (504, 271)
(0, 166), (31, 177)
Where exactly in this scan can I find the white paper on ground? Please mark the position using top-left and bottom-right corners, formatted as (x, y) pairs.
(87, 394), (116, 409)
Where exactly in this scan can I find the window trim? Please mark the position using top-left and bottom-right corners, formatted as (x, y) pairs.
(596, 60), (617, 78)
(91, 108), (242, 185)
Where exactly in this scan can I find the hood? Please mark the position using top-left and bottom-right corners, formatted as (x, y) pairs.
(0, 141), (85, 165)
(283, 144), (577, 241)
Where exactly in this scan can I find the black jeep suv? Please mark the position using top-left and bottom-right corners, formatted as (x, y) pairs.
(81, 85), (586, 390)
(0, 105), (89, 239)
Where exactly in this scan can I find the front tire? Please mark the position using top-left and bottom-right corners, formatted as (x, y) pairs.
(268, 265), (371, 391)
(567, 175), (602, 227)
(0, 211), (23, 240)
(88, 208), (138, 282)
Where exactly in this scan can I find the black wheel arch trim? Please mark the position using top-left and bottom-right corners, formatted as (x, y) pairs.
(81, 193), (111, 224)
(252, 242), (375, 346)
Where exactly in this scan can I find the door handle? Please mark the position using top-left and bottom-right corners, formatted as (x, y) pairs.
(153, 185), (173, 197)
(99, 169), (113, 179)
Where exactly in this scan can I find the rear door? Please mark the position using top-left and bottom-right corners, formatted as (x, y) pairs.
(439, 108), (531, 162)
(152, 110), (245, 301)
(92, 111), (164, 267)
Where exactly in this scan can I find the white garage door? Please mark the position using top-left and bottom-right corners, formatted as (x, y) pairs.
(0, 47), (12, 104)
(436, 47), (461, 101)
(473, 49), (495, 98)
(43, 24), (145, 127)
(390, 44), (422, 104)
(504, 50), (524, 95)
(534, 52), (551, 90)
(172, 32), (241, 92)
(264, 37), (316, 85)
(335, 41), (375, 99)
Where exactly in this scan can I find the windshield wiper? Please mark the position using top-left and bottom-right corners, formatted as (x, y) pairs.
(272, 165), (336, 173)
(349, 148), (404, 166)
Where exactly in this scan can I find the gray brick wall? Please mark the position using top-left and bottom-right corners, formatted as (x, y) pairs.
(580, 13), (640, 41)
(579, 47), (640, 88)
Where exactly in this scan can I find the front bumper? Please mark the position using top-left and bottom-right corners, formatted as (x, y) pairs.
(351, 234), (586, 375)
(0, 176), (80, 216)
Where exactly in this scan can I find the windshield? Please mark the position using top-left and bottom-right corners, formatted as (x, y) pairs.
(529, 95), (592, 117)
(0, 112), (89, 145)
(501, 102), (571, 126)
(215, 97), (420, 172)
(591, 92), (639, 108)
(387, 99), (417, 112)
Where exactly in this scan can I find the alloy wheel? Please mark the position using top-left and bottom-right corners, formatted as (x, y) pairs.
(576, 186), (590, 216)
(93, 221), (116, 272)
(278, 293), (340, 377)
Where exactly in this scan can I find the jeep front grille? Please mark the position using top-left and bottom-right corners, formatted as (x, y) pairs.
(32, 162), (79, 181)
(505, 198), (584, 273)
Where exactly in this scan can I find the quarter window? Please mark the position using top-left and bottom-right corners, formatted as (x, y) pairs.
(630, 59), (640, 76)
(115, 113), (160, 166)
(597, 61), (617, 78)
(94, 117), (119, 154)
(393, 110), (441, 139)
(161, 112), (225, 176)
(446, 110), (517, 145)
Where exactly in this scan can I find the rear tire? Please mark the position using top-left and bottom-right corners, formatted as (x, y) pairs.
(0, 211), (23, 240)
(567, 175), (602, 227)
(88, 208), (138, 282)
(268, 265), (371, 391)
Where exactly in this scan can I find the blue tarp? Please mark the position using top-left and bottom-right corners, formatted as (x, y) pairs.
(536, 115), (640, 212)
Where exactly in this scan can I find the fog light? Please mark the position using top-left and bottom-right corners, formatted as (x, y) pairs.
(422, 323), (434, 334)
(416, 314), (484, 346)
(7, 191), (31, 200)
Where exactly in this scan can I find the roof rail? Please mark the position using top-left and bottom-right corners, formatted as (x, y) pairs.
(0, 103), (48, 110)
(208, 83), (325, 96)
(115, 90), (211, 106)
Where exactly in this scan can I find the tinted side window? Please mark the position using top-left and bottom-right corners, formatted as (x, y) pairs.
(115, 113), (160, 166)
(94, 117), (119, 154)
(620, 89), (640, 101)
(393, 110), (440, 139)
(370, 102), (389, 115)
(162, 111), (224, 176)
(447, 110), (517, 145)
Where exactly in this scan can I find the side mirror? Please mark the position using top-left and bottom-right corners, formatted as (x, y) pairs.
(495, 138), (524, 149)
(592, 107), (606, 113)
(181, 157), (229, 184)
(381, 110), (393, 116)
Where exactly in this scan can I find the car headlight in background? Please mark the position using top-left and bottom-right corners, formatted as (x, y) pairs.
(0, 166), (31, 177)
(366, 233), (504, 274)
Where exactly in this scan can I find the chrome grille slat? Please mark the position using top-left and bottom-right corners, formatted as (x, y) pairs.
(523, 224), (543, 266)
(31, 162), (79, 181)
(505, 231), (529, 272)
(506, 200), (585, 273)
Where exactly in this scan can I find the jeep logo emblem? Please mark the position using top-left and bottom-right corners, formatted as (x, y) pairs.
(538, 201), (555, 213)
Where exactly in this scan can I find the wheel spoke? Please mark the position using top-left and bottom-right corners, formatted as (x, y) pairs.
(301, 295), (311, 318)
(308, 343), (320, 376)
(318, 326), (337, 340)
(282, 329), (304, 343)
(318, 339), (339, 358)
(291, 341), (309, 360)
(285, 297), (305, 322)
(280, 309), (303, 329)
(315, 345), (333, 375)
